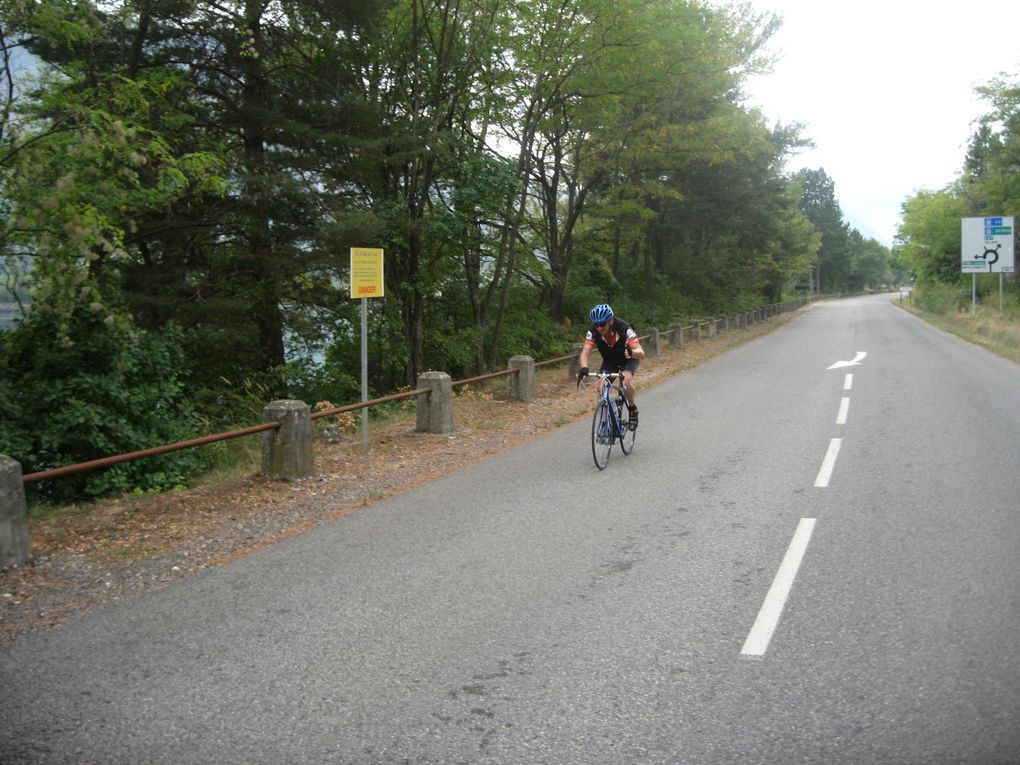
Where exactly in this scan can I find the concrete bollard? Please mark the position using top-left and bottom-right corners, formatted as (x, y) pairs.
(416, 371), (454, 435)
(568, 343), (585, 381)
(669, 323), (685, 351)
(262, 400), (313, 481)
(0, 455), (31, 568)
(642, 327), (660, 357)
(508, 356), (536, 403)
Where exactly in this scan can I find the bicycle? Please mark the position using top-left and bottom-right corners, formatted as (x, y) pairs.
(584, 371), (636, 470)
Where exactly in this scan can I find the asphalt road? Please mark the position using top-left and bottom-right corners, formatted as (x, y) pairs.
(3, 294), (1019, 764)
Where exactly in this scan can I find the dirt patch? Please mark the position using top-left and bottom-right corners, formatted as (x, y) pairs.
(1, 313), (799, 644)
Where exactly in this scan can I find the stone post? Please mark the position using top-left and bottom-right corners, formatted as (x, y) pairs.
(568, 343), (585, 381)
(262, 400), (312, 481)
(669, 323), (684, 351)
(0, 456), (30, 568)
(508, 356), (535, 403)
(416, 371), (454, 435)
(642, 327), (660, 357)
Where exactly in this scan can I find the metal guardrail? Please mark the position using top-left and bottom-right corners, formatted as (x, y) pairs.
(18, 299), (812, 485)
(310, 387), (429, 421)
(21, 423), (280, 484)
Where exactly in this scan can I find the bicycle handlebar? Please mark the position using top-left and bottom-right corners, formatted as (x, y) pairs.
(580, 371), (626, 385)
(579, 372), (627, 398)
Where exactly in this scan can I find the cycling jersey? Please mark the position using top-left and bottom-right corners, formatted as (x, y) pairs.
(584, 317), (640, 372)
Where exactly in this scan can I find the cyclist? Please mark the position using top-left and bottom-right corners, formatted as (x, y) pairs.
(576, 303), (644, 429)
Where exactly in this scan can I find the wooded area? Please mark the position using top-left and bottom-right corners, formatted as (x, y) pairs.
(0, 0), (894, 500)
(897, 74), (1020, 310)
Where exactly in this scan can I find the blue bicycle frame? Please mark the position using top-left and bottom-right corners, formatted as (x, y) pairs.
(590, 372), (634, 470)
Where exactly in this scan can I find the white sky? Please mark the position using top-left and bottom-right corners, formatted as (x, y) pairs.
(741, 0), (1020, 246)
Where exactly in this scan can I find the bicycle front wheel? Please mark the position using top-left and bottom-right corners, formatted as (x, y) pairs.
(591, 399), (612, 470)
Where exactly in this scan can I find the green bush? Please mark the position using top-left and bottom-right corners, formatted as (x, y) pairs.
(0, 303), (209, 503)
(283, 358), (360, 409)
(914, 281), (971, 314)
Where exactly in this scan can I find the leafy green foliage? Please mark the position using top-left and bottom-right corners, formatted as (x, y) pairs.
(898, 72), (1019, 304)
(0, 300), (208, 502)
(912, 281), (971, 314)
(0, 0), (901, 500)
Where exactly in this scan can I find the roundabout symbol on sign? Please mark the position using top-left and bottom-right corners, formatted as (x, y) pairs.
(976, 242), (1001, 266)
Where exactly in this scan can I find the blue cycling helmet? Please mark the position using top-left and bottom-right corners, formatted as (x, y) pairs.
(589, 303), (613, 324)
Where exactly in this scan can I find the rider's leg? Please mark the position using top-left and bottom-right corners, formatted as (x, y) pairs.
(622, 370), (639, 430)
(622, 370), (637, 409)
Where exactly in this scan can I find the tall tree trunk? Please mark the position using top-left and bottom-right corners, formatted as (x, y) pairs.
(241, 0), (285, 374)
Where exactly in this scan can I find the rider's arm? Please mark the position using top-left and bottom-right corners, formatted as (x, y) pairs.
(578, 342), (593, 368)
(626, 340), (645, 360)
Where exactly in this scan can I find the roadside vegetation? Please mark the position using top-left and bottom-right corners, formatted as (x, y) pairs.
(897, 286), (1020, 365)
(895, 72), (1019, 362)
(0, 0), (898, 502)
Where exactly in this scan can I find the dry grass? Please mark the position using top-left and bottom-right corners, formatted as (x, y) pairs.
(897, 296), (1020, 364)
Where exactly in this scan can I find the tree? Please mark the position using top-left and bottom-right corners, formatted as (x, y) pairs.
(897, 72), (1019, 298)
(794, 168), (852, 292)
(965, 76), (1020, 215)
(897, 187), (967, 285)
(845, 230), (890, 291)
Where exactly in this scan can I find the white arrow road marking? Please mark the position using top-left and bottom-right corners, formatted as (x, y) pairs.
(828, 351), (867, 370)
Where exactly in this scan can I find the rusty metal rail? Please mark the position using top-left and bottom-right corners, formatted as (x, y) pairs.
(536, 352), (579, 368)
(22, 422), (280, 484)
(451, 368), (517, 388)
(310, 387), (429, 420)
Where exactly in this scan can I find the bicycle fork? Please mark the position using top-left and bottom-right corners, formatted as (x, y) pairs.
(601, 399), (622, 444)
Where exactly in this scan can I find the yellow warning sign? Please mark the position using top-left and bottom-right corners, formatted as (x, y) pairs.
(350, 248), (384, 298)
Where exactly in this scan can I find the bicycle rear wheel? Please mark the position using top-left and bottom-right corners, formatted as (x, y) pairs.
(618, 401), (636, 455)
(591, 399), (612, 470)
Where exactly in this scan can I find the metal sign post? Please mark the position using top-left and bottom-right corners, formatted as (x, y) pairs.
(350, 247), (385, 450)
